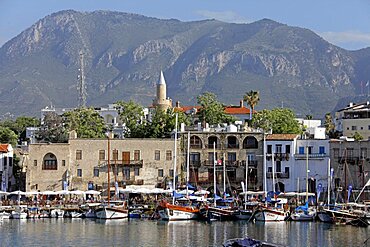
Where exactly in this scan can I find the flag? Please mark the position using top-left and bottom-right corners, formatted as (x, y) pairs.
(217, 159), (222, 165)
(365, 178), (370, 187)
(347, 185), (353, 202)
(366, 81), (369, 87)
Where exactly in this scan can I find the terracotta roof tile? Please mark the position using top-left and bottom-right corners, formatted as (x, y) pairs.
(266, 134), (298, 140)
(0, 144), (9, 152)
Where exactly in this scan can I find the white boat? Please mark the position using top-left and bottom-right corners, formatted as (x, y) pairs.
(50, 209), (65, 218)
(0, 211), (11, 219)
(290, 208), (316, 221)
(158, 201), (199, 221)
(254, 206), (287, 221)
(95, 206), (128, 219)
(11, 210), (27, 219)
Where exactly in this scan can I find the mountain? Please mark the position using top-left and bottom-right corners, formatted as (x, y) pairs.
(0, 10), (369, 118)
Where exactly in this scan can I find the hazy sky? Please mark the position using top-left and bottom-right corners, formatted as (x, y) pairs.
(1, 0), (369, 50)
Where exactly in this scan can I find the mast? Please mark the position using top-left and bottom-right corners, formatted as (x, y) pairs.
(263, 132), (267, 201)
(223, 152), (226, 196)
(306, 146), (309, 203)
(244, 155), (248, 210)
(213, 142), (217, 207)
(172, 113), (178, 205)
(107, 136), (111, 206)
(186, 131), (190, 197)
(272, 148), (275, 194)
(327, 159), (331, 206)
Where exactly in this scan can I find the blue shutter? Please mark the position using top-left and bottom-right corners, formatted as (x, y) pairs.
(299, 147), (304, 154)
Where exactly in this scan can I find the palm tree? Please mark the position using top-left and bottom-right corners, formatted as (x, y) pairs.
(243, 90), (260, 119)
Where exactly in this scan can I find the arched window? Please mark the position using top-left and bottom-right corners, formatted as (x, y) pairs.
(190, 135), (202, 149)
(243, 136), (258, 149)
(208, 136), (218, 148)
(43, 153), (58, 170)
(227, 136), (239, 148)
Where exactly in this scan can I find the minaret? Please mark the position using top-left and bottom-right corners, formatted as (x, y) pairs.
(154, 71), (172, 111)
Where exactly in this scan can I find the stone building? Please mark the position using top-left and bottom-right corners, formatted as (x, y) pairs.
(330, 139), (370, 202)
(24, 133), (179, 192)
(181, 126), (265, 193)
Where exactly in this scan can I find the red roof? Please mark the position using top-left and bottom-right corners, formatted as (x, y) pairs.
(0, 144), (9, 152)
(175, 105), (255, 115)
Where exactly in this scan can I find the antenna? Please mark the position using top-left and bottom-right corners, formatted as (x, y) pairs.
(77, 51), (87, 108)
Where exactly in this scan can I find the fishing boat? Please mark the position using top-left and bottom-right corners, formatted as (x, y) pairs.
(290, 202), (316, 221)
(254, 204), (288, 222)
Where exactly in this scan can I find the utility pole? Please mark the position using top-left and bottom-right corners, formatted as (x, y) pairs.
(77, 51), (87, 108)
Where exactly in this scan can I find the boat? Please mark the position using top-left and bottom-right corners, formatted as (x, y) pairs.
(0, 211), (11, 219)
(95, 136), (128, 220)
(254, 205), (288, 222)
(223, 237), (283, 247)
(11, 207), (28, 219)
(95, 205), (128, 219)
(290, 202), (316, 221)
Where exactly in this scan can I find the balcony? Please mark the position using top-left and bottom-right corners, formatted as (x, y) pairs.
(266, 171), (289, 179)
(240, 160), (258, 168)
(294, 153), (327, 160)
(99, 159), (143, 168)
(189, 160), (201, 167)
(205, 143), (222, 149)
(226, 143), (239, 149)
(266, 153), (290, 161)
(190, 144), (202, 149)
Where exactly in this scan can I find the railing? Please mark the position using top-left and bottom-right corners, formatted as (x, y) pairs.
(190, 144), (202, 149)
(294, 153), (327, 160)
(189, 160), (201, 167)
(226, 143), (239, 149)
(266, 153), (291, 161)
(99, 159), (144, 167)
(205, 143), (222, 149)
(266, 172), (289, 179)
(240, 160), (258, 168)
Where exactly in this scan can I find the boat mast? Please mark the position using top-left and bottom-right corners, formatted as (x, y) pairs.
(306, 146), (309, 203)
(263, 132), (267, 203)
(186, 131), (190, 198)
(327, 159), (331, 206)
(244, 155), (248, 210)
(213, 141), (217, 207)
(107, 136), (111, 206)
(223, 152), (226, 196)
(172, 113), (178, 205)
(272, 147), (276, 194)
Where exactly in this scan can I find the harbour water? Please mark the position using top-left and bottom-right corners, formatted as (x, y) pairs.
(1, 219), (369, 247)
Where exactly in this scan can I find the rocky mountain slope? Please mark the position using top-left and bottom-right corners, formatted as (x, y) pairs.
(0, 10), (369, 118)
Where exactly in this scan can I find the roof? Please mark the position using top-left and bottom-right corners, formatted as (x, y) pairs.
(158, 70), (166, 85)
(224, 106), (253, 115)
(0, 144), (9, 152)
(266, 134), (298, 141)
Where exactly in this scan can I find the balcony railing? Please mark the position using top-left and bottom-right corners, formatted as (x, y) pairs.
(226, 143), (239, 149)
(190, 144), (202, 149)
(99, 159), (143, 167)
(266, 171), (289, 179)
(205, 143), (222, 149)
(240, 160), (258, 168)
(294, 153), (327, 160)
(266, 153), (291, 161)
(189, 160), (201, 167)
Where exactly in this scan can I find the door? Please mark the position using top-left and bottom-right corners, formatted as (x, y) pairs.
(122, 152), (130, 165)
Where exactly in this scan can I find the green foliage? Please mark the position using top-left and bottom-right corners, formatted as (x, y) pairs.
(324, 113), (336, 137)
(352, 132), (363, 141)
(243, 90), (260, 112)
(63, 108), (107, 138)
(36, 112), (68, 143)
(0, 127), (18, 146)
(115, 100), (145, 138)
(0, 116), (40, 142)
(197, 92), (236, 126)
(251, 108), (302, 134)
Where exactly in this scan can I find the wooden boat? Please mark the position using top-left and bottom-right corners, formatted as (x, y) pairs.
(158, 201), (199, 221)
(254, 205), (288, 222)
(96, 205), (128, 220)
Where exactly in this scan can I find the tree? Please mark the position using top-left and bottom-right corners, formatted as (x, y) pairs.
(324, 113), (335, 137)
(197, 92), (236, 126)
(0, 116), (40, 143)
(115, 100), (145, 138)
(352, 132), (363, 141)
(0, 126), (18, 146)
(36, 112), (68, 143)
(251, 108), (302, 134)
(243, 90), (260, 119)
(63, 108), (107, 138)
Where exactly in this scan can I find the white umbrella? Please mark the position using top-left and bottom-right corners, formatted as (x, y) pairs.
(177, 189), (195, 195)
(135, 188), (151, 194)
(69, 190), (85, 195)
(56, 190), (70, 195)
(41, 190), (57, 195)
(24, 191), (40, 196)
(119, 188), (135, 193)
(194, 190), (210, 195)
(84, 190), (101, 195)
(0, 191), (9, 195)
(10, 190), (26, 195)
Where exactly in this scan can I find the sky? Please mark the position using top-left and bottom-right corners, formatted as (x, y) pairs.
(0, 0), (370, 50)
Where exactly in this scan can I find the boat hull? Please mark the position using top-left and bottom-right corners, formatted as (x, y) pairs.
(96, 207), (128, 219)
(159, 207), (198, 221)
(254, 208), (287, 222)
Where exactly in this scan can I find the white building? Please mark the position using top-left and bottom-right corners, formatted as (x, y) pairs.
(0, 144), (14, 192)
(265, 134), (330, 200)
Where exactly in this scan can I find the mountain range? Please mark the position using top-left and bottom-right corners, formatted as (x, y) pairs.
(0, 10), (369, 118)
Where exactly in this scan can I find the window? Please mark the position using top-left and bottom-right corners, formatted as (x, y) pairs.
(276, 160), (281, 173)
(113, 149), (119, 160)
(285, 145), (291, 154)
(155, 150), (160, 160)
(93, 168), (99, 177)
(43, 153), (57, 170)
(190, 152), (200, 165)
(76, 150), (82, 160)
(361, 148), (367, 158)
(285, 167), (290, 174)
(319, 146), (325, 154)
(268, 167), (272, 173)
(123, 168), (130, 180)
(158, 169), (164, 177)
(368, 125), (370, 130)
(166, 150), (172, 161)
(169, 169), (174, 177)
(347, 148), (354, 158)
(307, 146), (313, 154)
(299, 146), (304, 154)
(34, 160), (37, 166)
(352, 126), (357, 131)
(134, 167), (140, 176)
(62, 160), (66, 166)
(267, 145), (272, 154)
(134, 150), (140, 161)
(77, 169), (82, 177)
(276, 144), (282, 154)
(99, 150), (105, 160)
(208, 152), (217, 164)
(228, 152), (236, 161)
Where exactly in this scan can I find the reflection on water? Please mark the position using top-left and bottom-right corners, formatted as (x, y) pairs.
(0, 219), (369, 247)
